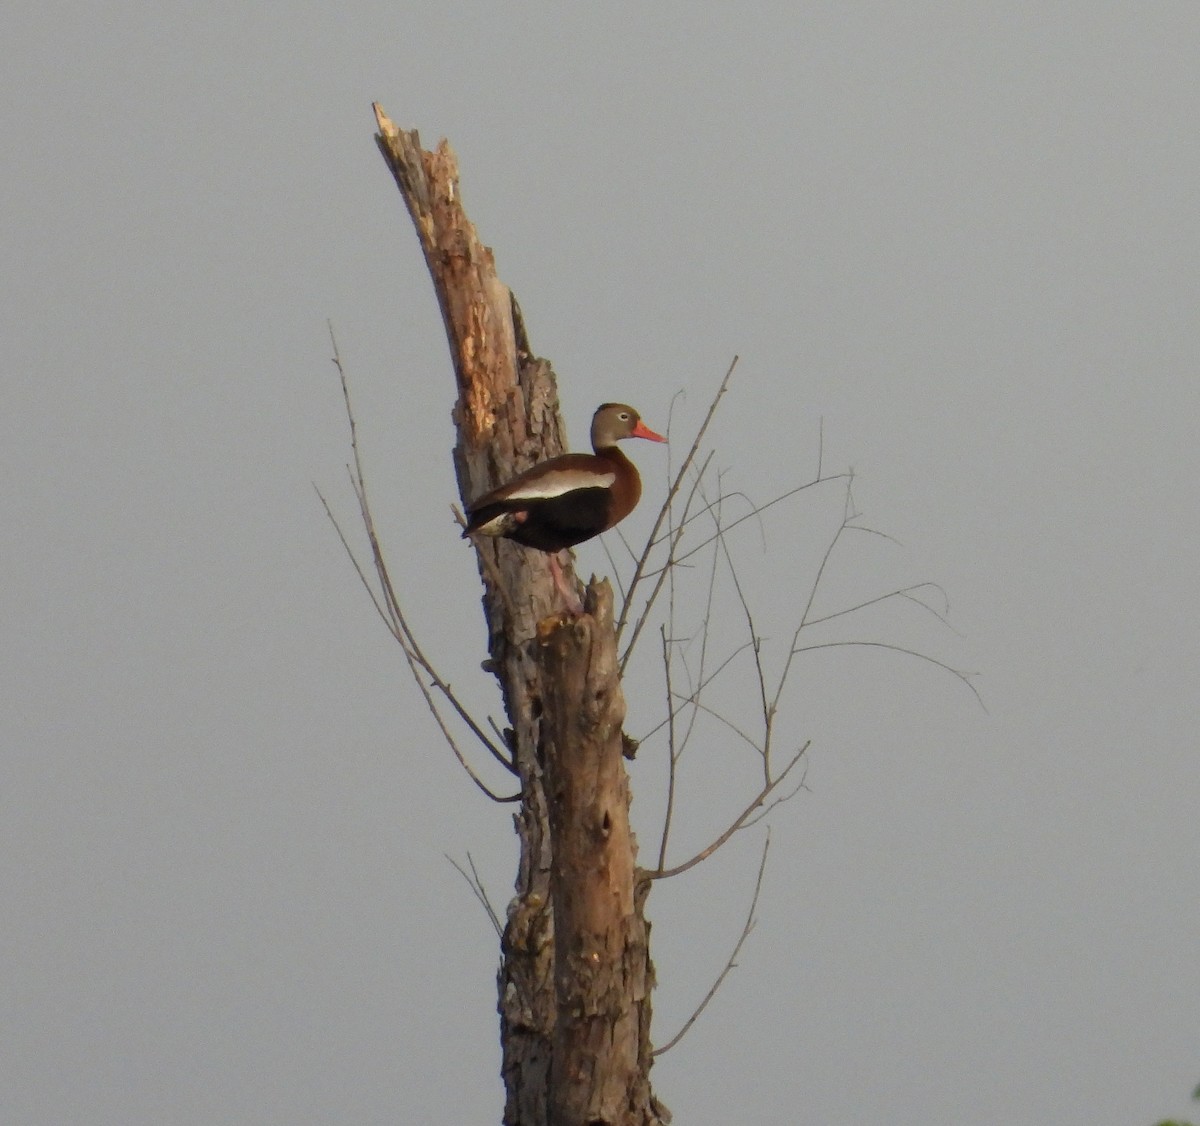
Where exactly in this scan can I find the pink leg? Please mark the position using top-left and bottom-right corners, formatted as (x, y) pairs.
(547, 552), (584, 616)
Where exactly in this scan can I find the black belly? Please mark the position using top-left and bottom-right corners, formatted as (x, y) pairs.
(472, 487), (613, 552)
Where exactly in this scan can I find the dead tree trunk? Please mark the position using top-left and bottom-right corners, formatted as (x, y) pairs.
(540, 584), (656, 1123)
(373, 106), (664, 1126)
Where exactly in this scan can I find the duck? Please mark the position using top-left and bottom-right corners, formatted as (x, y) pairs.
(463, 403), (666, 613)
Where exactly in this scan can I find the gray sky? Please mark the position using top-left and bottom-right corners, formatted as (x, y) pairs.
(5, 4), (1198, 1124)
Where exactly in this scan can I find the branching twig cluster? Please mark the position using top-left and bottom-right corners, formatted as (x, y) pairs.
(601, 362), (981, 882)
(598, 361), (980, 1050)
(317, 326), (519, 803)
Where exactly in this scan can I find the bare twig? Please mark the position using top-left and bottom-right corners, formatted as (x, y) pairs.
(652, 831), (773, 1056)
(790, 640), (985, 711)
(647, 473), (852, 575)
(760, 483), (854, 731)
(446, 852), (504, 939)
(677, 477), (732, 761)
(708, 486), (774, 783)
(618, 448), (718, 673)
(664, 689), (764, 758)
(657, 625), (679, 872)
(321, 326), (519, 802)
(741, 767), (809, 828)
(638, 637), (759, 745)
(616, 357), (738, 654)
(802, 581), (959, 634)
(650, 743), (809, 880)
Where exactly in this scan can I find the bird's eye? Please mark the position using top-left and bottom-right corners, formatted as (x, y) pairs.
(619, 411), (630, 420)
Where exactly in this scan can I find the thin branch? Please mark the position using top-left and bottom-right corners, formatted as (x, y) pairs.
(316, 483), (395, 630)
(802, 581), (959, 633)
(322, 326), (519, 799)
(789, 640), (986, 711)
(767, 472), (857, 718)
(637, 638), (759, 745)
(618, 449), (717, 673)
(650, 742), (809, 880)
(647, 486), (761, 549)
(657, 626), (678, 872)
(616, 357), (737, 649)
(446, 852), (504, 939)
(353, 474), (515, 774)
(843, 521), (903, 547)
(741, 767), (809, 828)
(598, 530), (627, 602)
(671, 482), (727, 761)
(320, 483), (515, 799)
(637, 472), (852, 583)
(708, 486), (773, 781)
(665, 691), (764, 758)
(652, 831), (772, 1056)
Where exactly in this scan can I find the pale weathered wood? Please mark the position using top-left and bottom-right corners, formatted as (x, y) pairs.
(373, 106), (664, 1125)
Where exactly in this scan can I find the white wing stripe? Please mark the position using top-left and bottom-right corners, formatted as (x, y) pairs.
(505, 470), (615, 501)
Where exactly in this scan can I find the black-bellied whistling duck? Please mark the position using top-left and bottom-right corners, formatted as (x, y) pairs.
(463, 403), (666, 613)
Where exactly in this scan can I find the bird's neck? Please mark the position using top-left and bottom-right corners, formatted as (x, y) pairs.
(592, 443), (630, 469)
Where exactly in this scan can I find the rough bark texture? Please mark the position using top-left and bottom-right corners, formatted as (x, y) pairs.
(540, 583), (656, 1125)
(373, 107), (664, 1126)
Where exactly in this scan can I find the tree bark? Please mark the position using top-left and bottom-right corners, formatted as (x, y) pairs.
(540, 583), (656, 1125)
(373, 107), (664, 1126)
